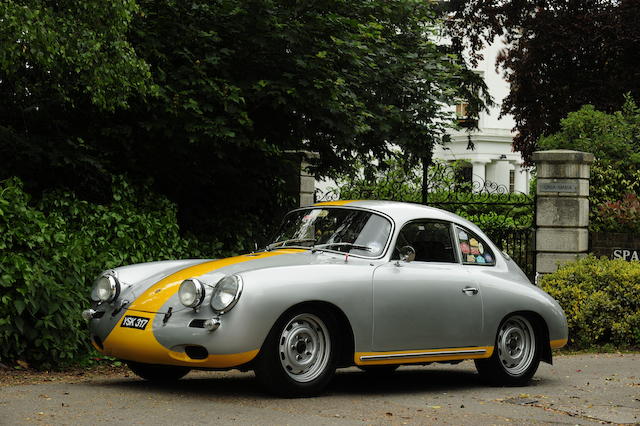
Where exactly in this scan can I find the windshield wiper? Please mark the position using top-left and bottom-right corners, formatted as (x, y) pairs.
(311, 242), (373, 253)
(266, 238), (316, 251)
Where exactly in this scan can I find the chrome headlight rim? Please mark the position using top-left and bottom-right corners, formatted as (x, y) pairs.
(179, 278), (206, 308)
(210, 274), (243, 314)
(91, 271), (121, 303)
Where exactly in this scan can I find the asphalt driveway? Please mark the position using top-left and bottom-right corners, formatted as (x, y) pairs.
(1, 353), (638, 425)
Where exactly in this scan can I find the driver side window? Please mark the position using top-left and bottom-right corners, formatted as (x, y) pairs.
(394, 221), (456, 263)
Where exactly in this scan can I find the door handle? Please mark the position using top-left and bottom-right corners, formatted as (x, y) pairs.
(461, 287), (479, 295)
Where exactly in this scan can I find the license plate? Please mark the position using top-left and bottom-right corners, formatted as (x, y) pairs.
(121, 315), (150, 330)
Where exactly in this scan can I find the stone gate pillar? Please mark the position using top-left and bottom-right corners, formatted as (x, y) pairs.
(532, 150), (595, 275)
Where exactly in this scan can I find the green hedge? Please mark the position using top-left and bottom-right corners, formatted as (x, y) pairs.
(0, 177), (216, 369)
(540, 256), (640, 349)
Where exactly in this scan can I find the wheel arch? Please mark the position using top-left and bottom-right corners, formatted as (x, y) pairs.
(259, 300), (356, 368)
(499, 310), (552, 365)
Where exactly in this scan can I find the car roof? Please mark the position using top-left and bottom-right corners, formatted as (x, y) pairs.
(311, 200), (484, 235)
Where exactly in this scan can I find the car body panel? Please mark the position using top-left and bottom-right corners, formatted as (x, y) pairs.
(371, 262), (483, 351)
(87, 200), (568, 371)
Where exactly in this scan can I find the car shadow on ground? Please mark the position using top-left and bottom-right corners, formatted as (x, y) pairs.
(92, 364), (557, 399)
(329, 367), (485, 395)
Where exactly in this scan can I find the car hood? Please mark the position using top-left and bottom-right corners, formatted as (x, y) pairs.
(111, 249), (357, 312)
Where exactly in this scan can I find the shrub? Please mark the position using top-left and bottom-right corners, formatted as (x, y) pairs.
(593, 193), (640, 233)
(0, 176), (217, 369)
(540, 256), (640, 349)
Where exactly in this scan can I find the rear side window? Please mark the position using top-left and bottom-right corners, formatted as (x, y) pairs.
(456, 227), (495, 266)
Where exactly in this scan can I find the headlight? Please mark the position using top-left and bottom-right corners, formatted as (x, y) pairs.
(210, 275), (243, 314)
(91, 272), (120, 303)
(179, 278), (206, 308)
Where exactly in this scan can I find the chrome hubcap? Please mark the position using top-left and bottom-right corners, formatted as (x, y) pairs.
(497, 315), (535, 376)
(279, 313), (330, 383)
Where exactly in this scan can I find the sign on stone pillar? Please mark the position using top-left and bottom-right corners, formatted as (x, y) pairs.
(532, 150), (595, 274)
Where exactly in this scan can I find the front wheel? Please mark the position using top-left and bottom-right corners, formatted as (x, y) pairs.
(127, 361), (190, 382)
(475, 315), (541, 386)
(254, 307), (338, 397)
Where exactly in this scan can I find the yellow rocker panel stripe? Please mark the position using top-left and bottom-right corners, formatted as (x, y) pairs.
(101, 249), (302, 368)
(355, 346), (494, 366)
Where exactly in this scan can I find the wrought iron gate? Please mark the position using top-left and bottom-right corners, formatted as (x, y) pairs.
(316, 161), (537, 279)
(423, 163), (536, 280)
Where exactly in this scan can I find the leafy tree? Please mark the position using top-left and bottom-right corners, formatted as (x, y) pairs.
(445, 0), (640, 161)
(538, 96), (640, 230)
(1, 0), (489, 249)
(121, 0), (489, 174)
(0, 0), (154, 110)
(0, 0), (156, 199)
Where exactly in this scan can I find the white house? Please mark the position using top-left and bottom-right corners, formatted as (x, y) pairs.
(433, 38), (531, 194)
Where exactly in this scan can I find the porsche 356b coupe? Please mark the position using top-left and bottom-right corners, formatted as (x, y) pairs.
(84, 200), (567, 396)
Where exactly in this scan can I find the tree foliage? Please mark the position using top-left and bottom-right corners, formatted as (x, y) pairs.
(1, 0), (488, 249)
(124, 0), (489, 175)
(445, 0), (640, 160)
(0, 0), (154, 110)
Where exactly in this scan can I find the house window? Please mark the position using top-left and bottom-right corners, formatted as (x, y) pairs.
(456, 102), (469, 120)
(509, 170), (515, 193)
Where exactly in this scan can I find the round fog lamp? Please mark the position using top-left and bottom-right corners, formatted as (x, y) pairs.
(82, 309), (96, 321)
(204, 318), (221, 331)
(179, 278), (206, 308)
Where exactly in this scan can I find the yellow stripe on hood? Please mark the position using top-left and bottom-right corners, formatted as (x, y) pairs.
(128, 249), (301, 313)
(314, 200), (358, 206)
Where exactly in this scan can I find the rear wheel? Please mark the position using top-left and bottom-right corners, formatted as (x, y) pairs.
(254, 307), (338, 397)
(127, 361), (190, 382)
(475, 314), (541, 386)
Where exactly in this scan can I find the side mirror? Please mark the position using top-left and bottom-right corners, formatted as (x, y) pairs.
(397, 245), (416, 264)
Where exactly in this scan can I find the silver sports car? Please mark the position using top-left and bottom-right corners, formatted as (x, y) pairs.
(84, 200), (568, 396)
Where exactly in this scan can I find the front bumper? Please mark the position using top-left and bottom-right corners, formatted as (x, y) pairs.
(89, 307), (259, 369)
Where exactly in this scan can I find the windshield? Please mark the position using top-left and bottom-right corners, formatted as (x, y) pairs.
(271, 208), (392, 257)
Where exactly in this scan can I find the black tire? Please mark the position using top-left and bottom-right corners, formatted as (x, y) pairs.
(475, 314), (541, 386)
(254, 306), (339, 397)
(127, 361), (190, 382)
(358, 365), (399, 374)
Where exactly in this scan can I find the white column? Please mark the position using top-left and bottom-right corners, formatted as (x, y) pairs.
(513, 162), (527, 194)
(472, 161), (487, 190)
(493, 159), (511, 189)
